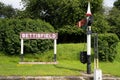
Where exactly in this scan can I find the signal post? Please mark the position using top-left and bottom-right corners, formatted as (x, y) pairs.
(86, 1), (92, 74)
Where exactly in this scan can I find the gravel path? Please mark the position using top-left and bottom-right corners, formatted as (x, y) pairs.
(0, 76), (120, 80)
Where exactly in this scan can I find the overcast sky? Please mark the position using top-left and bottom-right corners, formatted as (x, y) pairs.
(103, 0), (116, 7)
(0, 0), (117, 10)
(0, 0), (23, 9)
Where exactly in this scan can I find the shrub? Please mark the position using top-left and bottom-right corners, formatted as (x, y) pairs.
(92, 33), (119, 62)
(0, 19), (55, 55)
(58, 25), (85, 43)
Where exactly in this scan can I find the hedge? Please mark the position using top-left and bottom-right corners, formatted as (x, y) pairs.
(58, 25), (85, 43)
(92, 33), (119, 62)
(0, 19), (55, 55)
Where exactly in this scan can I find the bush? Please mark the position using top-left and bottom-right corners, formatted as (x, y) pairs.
(0, 19), (55, 55)
(58, 25), (85, 43)
(92, 33), (119, 62)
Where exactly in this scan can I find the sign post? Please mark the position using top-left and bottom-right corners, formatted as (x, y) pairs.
(54, 39), (57, 62)
(20, 39), (24, 62)
(20, 32), (58, 62)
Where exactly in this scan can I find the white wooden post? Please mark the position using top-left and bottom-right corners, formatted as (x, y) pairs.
(21, 39), (24, 61)
(54, 39), (57, 62)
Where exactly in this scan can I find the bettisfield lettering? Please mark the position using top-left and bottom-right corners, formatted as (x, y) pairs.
(20, 33), (58, 39)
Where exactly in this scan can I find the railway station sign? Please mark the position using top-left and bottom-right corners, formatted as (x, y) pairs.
(20, 32), (58, 39)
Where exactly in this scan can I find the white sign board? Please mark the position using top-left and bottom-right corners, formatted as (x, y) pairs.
(20, 32), (58, 62)
(20, 32), (58, 39)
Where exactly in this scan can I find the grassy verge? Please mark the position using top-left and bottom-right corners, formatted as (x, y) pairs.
(0, 54), (86, 76)
(23, 43), (86, 62)
(0, 43), (120, 76)
(100, 61), (120, 77)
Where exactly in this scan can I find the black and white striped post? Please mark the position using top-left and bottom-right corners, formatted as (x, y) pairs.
(86, 1), (92, 74)
(86, 26), (91, 74)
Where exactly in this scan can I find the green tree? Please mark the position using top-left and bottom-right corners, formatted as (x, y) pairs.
(114, 0), (120, 10)
(92, 13), (110, 33)
(14, 10), (30, 19)
(21, 0), (103, 28)
(107, 0), (120, 38)
(0, 2), (15, 18)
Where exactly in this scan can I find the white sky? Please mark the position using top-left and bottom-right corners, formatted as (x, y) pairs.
(103, 0), (117, 7)
(0, 0), (23, 9)
(0, 0), (117, 10)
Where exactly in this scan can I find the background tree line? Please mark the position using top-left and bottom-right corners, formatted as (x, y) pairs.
(0, 0), (120, 62)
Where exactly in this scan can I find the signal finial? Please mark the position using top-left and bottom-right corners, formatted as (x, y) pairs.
(86, 2), (92, 16)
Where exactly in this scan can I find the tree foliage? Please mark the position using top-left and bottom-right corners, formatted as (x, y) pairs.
(92, 13), (110, 33)
(21, 0), (103, 28)
(0, 2), (15, 18)
(114, 0), (120, 10)
(107, 0), (120, 38)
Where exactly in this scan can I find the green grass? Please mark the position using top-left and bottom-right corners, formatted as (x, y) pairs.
(0, 43), (120, 76)
(23, 43), (86, 62)
(0, 55), (86, 76)
(100, 61), (120, 77)
(115, 42), (120, 62)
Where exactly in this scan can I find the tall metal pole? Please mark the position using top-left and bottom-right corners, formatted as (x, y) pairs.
(93, 33), (102, 80)
(94, 33), (99, 69)
(86, 1), (92, 74)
